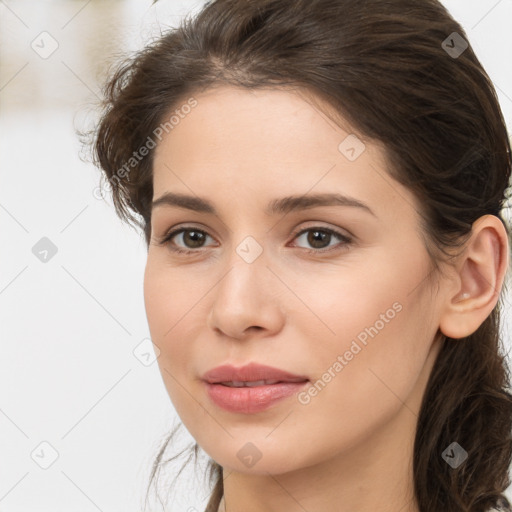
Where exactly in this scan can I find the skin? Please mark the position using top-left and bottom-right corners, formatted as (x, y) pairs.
(143, 85), (509, 512)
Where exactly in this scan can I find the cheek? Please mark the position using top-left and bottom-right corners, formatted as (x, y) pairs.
(143, 263), (169, 340)
(143, 262), (193, 373)
(143, 259), (214, 413)
(143, 258), (201, 337)
(301, 247), (432, 402)
(291, 260), (404, 362)
(144, 284), (193, 422)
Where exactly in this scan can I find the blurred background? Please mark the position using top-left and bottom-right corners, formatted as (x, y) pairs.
(1, 1), (512, 511)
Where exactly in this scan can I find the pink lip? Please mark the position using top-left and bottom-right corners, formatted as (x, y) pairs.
(201, 362), (309, 414)
(201, 362), (309, 384)
(204, 381), (309, 414)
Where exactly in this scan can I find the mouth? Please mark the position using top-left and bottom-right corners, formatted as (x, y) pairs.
(201, 362), (309, 385)
(216, 378), (309, 387)
(203, 379), (310, 414)
(201, 362), (310, 413)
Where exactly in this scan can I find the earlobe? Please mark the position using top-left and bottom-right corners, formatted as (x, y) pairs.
(438, 214), (509, 340)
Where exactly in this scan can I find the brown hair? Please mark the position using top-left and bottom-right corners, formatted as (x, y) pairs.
(87, 0), (512, 510)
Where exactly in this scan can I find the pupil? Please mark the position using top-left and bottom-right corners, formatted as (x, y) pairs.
(185, 230), (204, 248)
(308, 230), (329, 248)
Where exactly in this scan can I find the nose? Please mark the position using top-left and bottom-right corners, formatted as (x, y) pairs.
(206, 251), (285, 341)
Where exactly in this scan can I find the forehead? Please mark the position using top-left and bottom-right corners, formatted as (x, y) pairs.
(154, 85), (355, 165)
(151, 85), (418, 223)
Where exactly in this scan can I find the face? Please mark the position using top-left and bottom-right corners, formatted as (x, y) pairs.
(144, 85), (445, 475)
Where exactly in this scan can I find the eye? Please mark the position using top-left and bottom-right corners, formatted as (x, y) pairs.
(289, 226), (352, 254)
(156, 225), (353, 255)
(156, 227), (215, 254)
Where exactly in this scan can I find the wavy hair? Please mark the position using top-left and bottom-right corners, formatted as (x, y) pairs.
(87, 0), (512, 510)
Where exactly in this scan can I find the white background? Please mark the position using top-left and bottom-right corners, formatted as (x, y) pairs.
(1, 1), (512, 511)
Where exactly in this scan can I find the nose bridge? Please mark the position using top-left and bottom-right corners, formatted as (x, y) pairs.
(207, 229), (284, 338)
(219, 211), (268, 279)
(219, 233), (268, 302)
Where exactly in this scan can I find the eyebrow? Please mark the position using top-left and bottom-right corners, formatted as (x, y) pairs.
(151, 192), (376, 217)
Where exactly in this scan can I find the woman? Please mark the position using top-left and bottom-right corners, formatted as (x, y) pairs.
(89, 0), (512, 510)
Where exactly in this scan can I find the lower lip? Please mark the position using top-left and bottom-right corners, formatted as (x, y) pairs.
(204, 381), (309, 414)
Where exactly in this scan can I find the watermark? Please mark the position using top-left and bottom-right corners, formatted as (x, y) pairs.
(93, 96), (198, 200)
(32, 236), (58, 263)
(338, 133), (366, 161)
(236, 236), (263, 263)
(30, 441), (59, 469)
(133, 337), (160, 366)
(441, 32), (468, 59)
(31, 31), (59, 59)
(441, 441), (468, 469)
(237, 441), (262, 468)
(297, 301), (403, 405)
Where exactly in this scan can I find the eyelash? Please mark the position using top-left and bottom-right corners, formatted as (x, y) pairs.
(156, 225), (353, 256)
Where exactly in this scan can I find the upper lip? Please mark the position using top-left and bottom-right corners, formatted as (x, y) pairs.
(202, 362), (309, 384)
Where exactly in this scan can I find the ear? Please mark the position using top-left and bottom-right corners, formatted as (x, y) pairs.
(439, 214), (510, 339)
